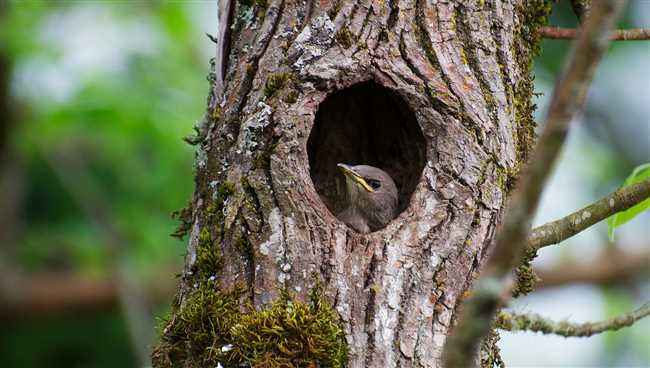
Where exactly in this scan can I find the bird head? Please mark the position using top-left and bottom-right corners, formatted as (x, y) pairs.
(337, 163), (398, 232)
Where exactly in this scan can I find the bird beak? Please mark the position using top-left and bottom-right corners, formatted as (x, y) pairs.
(337, 163), (374, 192)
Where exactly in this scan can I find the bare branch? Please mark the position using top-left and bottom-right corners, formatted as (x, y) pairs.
(541, 26), (650, 41)
(496, 303), (650, 337)
(0, 270), (176, 317)
(535, 247), (650, 289)
(530, 178), (650, 250)
(443, 2), (625, 366)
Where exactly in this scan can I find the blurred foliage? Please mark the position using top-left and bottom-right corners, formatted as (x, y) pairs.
(0, 0), (648, 367)
(607, 163), (650, 241)
(3, 0), (204, 275)
(1, 1), (212, 367)
(1, 309), (136, 368)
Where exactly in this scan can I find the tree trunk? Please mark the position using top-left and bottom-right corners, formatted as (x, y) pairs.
(154, 0), (550, 367)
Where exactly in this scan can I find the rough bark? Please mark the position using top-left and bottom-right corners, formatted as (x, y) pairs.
(155, 0), (550, 367)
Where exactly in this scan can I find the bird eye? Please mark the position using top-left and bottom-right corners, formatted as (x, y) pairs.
(368, 179), (381, 190)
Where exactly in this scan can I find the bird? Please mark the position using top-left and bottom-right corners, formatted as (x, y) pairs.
(336, 163), (399, 234)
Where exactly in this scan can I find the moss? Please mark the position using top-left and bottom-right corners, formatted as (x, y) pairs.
(245, 63), (256, 79)
(234, 233), (252, 253)
(196, 228), (224, 279)
(284, 90), (298, 104)
(211, 106), (221, 122)
(459, 48), (469, 66)
(511, 0), (552, 175)
(170, 201), (193, 240)
(253, 141), (278, 170)
(153, 284), (348, 368)
(335, 26), (355, 49)
(512, 243), (541, 297)
(264, 73), (290, 98)
(327, 0), (342, 19)
(239, 0), (267, 8)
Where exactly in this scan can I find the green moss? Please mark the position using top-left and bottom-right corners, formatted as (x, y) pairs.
(284, 90), (298, 104)
(335, 26), (355, 49)
(512, 260), (538, 297)
(511, 0), (552, 175)
(245, 63), (256, 79)
(327, 0), (342, 19)
(153, 284), (348, 368)
(459, 48), (469, 66)
(253, 141), (278, 170)
(211, 106), (221, 122)
(196, 228), (223, 279)
(264, 73), (290, 98)
(239, 0), (267, 7)
(170, 201), (193, 240)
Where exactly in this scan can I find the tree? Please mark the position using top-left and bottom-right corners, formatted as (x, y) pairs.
(153, 1), (650, 367)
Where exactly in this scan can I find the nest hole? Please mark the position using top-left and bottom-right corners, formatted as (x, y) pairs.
(307, 81), (427, 227)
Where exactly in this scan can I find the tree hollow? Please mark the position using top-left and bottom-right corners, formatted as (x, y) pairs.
(307, 81), (427, 225)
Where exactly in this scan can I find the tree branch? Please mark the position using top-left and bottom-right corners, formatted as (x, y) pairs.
(540, 26), (650, 41)
(0, 270), (176, 317)
(496, 303), (650, 337)
(443, 2), (625, 366)
(535, 247), (649, 289)
(530, 178), (650, 250)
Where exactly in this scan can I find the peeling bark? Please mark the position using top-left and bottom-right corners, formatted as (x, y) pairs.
(157, 1), (548, 366)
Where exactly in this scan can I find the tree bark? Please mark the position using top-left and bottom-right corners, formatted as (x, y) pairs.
(154, 0), (550, 367)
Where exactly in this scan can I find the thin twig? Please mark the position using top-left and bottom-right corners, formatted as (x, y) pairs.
(496, 303), (650, 337)
(540, 26), (650, 41)
(535, 247), (649, 289)
(530, 178), (650, 250)
(0, 270), (176, 317)
(442, 2), (625, 366)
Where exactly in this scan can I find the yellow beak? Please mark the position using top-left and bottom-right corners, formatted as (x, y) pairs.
(337, 163), (374, 192)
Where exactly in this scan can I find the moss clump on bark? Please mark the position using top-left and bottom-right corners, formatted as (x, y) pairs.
(154, 176), (348, 367)
(509, 0), (552, 296)
(335, 26), (356, 49)
(152, 285), (348, 368)
(264, 73), (290, 98)
(512, 0), (552, 171)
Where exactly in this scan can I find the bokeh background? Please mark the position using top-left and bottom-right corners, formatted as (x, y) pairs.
(0, 1), (648, 367)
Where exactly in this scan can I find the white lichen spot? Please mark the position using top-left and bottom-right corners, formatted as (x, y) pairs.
(258, 208), (285, 262)
(281, 263), (292, 272)
(236, 101), (273, 154)
(289, 15), (335, 70)
(609, 198), (615, 207)
(582, 211), (591, 220)
(208, 180), (218, 189)
(195, 145), (208, 169)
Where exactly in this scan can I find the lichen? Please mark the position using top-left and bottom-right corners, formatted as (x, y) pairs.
(152, 284), (348, 368)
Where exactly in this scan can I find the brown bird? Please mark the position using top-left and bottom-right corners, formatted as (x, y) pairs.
(337, 163), (398, 234)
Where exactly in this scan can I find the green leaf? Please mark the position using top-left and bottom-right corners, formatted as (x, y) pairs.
(607, 163), (650, 241)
